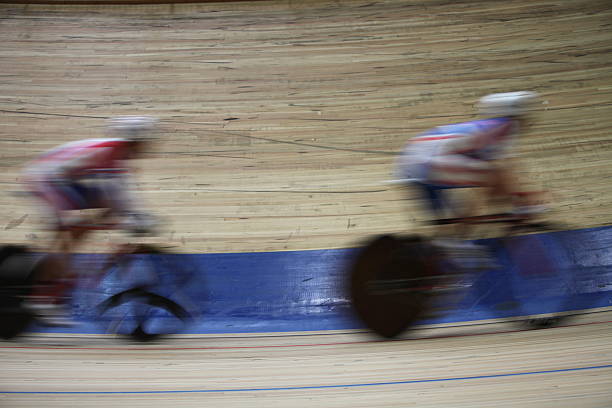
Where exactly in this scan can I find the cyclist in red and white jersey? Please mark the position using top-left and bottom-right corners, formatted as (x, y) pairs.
(22, 116), (158, 324)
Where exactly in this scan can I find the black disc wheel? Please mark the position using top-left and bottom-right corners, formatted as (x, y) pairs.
(348, 235), (439, 338)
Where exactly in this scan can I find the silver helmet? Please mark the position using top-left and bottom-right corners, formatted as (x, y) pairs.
(108, 116), (158, 140)
(478, 91), (539, 117)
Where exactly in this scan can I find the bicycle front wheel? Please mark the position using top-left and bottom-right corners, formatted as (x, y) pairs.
(95, 244), (194, 342)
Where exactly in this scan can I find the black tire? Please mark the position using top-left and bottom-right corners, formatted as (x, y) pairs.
(0, 245), (37, 288)
(0, 308), (35, 340)
(98, 286), (191, 342)
(523, 316), (567, 329)
(348, 235), (440, 338)
(0, 245), (39, 339)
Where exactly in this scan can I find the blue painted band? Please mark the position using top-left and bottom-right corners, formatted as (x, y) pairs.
(19, 225), (612, 335)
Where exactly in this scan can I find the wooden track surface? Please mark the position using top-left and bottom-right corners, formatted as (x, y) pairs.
(1, 1), (612, 406)
(1, 0), (611, 253)
(1, 311), (611, 407)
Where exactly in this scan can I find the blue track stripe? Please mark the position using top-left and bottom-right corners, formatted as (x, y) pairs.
(2, 364), (611, 395)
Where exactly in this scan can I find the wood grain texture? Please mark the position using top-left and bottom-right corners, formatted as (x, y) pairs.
(1, 3), (611, 406)
(1, 0), (611, 253)
(1, 311), (611, 407)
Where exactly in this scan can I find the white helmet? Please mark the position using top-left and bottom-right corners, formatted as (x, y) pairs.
(108, 116), (158, 140)
(478, 91), (538, 117)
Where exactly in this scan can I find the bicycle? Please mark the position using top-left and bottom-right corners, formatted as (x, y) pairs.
(0, 217), (195, 342)
(348, 208), (572, 339)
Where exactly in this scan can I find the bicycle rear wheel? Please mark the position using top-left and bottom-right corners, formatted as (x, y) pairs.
(348, 235), (440, 338)
(0, 245), (39, 339)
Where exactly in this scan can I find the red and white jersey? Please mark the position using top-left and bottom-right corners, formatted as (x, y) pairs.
(25, 138), (134, 180)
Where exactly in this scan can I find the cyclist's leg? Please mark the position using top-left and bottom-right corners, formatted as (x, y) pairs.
(486, 162), (540, 212)
(409, 181), (456, 219)
(409, 155), (487, 236)
(425, 154), (545, 217)
(50, 181), (110, 300)
(412, 156), (506, 246)
(24, 178), (76, 282)
(24, 179), (103, 323)
(433, 157), (548, 215)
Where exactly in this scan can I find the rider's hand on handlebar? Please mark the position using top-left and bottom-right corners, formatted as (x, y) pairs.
(122, 212), (159, 236)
